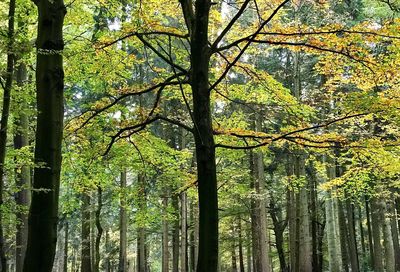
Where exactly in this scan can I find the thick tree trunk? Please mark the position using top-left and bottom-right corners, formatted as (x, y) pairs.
(0, 0), (16, 270)
(81, 193), (92, 272)
(23, 0), (65, 270)
(119, 172), (127, 272)
(14, 63), (30, 272)
(188, 1), (219, 271)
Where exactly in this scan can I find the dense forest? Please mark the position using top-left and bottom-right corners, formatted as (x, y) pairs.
(1, 0), (400, 271)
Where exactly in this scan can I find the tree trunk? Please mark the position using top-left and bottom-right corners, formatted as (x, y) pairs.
(371, 199), (384, 272)
(237, 219), (245, 272)
(23, 0), (66, 270)
(389, 202), (400, 272)
(172, 196), (179, 272)
(0, 0), (16, 270)
(94, 186), (102, 272)
(346, 200), (359, 272)
(81, 193), (92, 272)
(162, 196), (169, 272)
(270, 195), (287, 272)
(296, 155), (312, 272)
(14, 63), (30, 272)
(63, 222), (68, 272)
(382, 201), (395, 272)
(137, 173), (147, 272)
(119, 171), (127, 272)
(325, 191), (341, 272)
(186, 1), (219, 270)
(181, 192), (188, 272)
(365, 198), (375, 269)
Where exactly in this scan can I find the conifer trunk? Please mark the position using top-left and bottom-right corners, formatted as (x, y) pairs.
(23, 0), (65, 270)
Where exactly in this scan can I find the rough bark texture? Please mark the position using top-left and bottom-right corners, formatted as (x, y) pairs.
(382, 202), (395, 272)
(23, 0), (65, 271)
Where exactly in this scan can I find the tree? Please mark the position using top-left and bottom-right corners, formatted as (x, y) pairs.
(23, 0), (66, 270)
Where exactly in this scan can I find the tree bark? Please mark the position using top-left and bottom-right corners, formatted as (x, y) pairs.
(63, 222), (68, 272)
(365, 198), (375, 269)
(186, 0), (219, 270)
(172, 196), (179, 272)
(0, 0), (16, 270)
(237, 219), (245, 272)
(382, 201), (395, 272)
(81, 193), (92, 272)
(181, 192), (188, 272)
(162, 196), (169, 272)
(371, 199), (384, 272)
(119, 171), (127, 272)
(346, 200), (359, 272)
(94, 186), (102, 272)
(389, 202), (400, 272)
(23, 0), (65, 270)
(14, 63), (30, 272)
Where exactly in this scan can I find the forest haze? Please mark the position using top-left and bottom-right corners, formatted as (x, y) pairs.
(1, 0), (400, 271)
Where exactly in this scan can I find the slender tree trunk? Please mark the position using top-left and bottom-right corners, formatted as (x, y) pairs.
(181, 192), (188, 272)
(371, 199), (384, 272)
(63, 222), (68, 272)
(119, 171), (127, 272)
(231, 239), (238, 272)
(137, 174), (147, 272)
(81, 193), (92, 272)
(389, 202), (400, 272)
(0, 0), (16, 270)
(237, 219), (245, 272)
(365, 198), (375, 269)
(94, 186), (102, 272)
(357, 205), (366, 263)
(23, 0), (65, 270)
(14, 63), (30, 272)
(270, 196), (287, 272)
(286, 157), (297, 272)
(346, 200), (359, 272)
(325, 192), (341, 272)
(162, 196), (169, 272)
(172, 196), (179, 272)
(382, 201), (395, 272)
